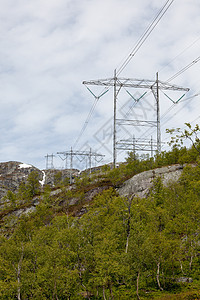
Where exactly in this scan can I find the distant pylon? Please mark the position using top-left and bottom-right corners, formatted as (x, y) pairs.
(57, 148), (104, 184)
(45, 154), (55, 169)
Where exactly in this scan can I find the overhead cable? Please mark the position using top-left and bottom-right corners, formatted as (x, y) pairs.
(167, 56), (200, 82)
(73, 97), (99, 148)
(159, 34), (200, 73)
(116, 0), (175, 76)
(74, 0), (175, 148)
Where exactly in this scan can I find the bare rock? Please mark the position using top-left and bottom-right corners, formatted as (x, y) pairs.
(0, 161), (43, 199)
(118, 164), (184, 199)
(44, 169), (79, 186)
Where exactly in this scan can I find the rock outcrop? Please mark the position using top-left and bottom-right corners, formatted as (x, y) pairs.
(0, 161), (79, 200)
(44, 169), (79, 185)
(0, 161), (43, 200)
(118, 164), (184, 199)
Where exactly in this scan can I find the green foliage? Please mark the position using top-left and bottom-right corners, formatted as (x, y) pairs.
(1, 123), (200, 298)
(6, 190), (17, 208)
(167, 123), (200, 156)
(53, 171), (70, 187)
(101, 164), (111, 173)
(75, 173), (91, 188)
(1, 166), (200, 299)
(17, 171), (40, 200)
(53, 170), (63, 185)
(26, 170), (41, 198)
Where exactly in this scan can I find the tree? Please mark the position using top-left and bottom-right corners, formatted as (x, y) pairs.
(26, 171), (40, 198)
(80, 189), (129, 298)
(17, 171), (40, 200)
(167, 123), (200, 156)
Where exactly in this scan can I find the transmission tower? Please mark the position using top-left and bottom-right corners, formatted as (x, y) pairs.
(45, 154), (55, 169)
(83, 71), (189, 167)
(57, 148), (104, 184)
(117, 137), (156, 157)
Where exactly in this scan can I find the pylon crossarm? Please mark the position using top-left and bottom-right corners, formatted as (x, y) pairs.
(83, 78), (114, 86)
(83, 78), (190, 91)
(158, 80), (190, 91)
(83, 78), (155, 88)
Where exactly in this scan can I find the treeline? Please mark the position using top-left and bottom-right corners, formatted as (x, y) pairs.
(1, 163), (200, 299)
(1, 124), (200, 299)
(100, 143), (200, 187)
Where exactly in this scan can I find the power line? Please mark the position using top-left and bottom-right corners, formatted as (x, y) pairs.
(99, 53), (199, 157)
(82, 49), (197, 160)
(116, 0), (175, 76)
(120, 52), (200, 119)
(107, 35), (200, 157)
(138, 92), (200, 143)
(73, 97), (99, 148)
(74, 0), (200, 163)
(167, 56), (200, 82)
(74, 0), (175, 149)
(136, 53), (200, 142)
(83, 73), (189, 165)
(158, 34), (200, 74)
(57, 148), (104, 183)
(73, 86), (110, 148)
(74, 1), (200, 161)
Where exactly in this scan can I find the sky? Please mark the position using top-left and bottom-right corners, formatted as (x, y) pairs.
(0, 0), (200, 170)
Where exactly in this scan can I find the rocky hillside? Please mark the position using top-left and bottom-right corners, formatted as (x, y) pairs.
(0, 160), (188, 202)
(0, 159), (195, 231)
(1, 144), (200, 299)
(0, 161), (79, 200)
(0, 161), (43, 199)
(0, 160), (188, 228)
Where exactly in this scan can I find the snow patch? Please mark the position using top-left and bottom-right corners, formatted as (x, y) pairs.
(39, 171), (46, 186)
(19, 163), (32, 169)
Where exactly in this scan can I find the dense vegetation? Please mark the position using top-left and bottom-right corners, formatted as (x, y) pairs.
(1, 125), (200, 299)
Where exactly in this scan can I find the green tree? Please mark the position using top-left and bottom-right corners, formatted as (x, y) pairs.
(167, 123), (200, 157)
(17, 171), (40, 201)
(26, 171), (40, 198)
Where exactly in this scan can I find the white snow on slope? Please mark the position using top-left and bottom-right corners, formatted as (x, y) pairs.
(19, 163), (32, 169)
(39, 171), (46, 186)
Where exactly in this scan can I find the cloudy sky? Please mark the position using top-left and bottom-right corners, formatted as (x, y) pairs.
(0, 0), (200, 170)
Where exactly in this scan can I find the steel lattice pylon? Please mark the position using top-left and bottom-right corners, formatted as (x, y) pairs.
(83, 72), (189, 167)
(57, 148), (104, 183)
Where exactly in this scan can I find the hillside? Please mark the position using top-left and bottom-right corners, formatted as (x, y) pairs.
(1, 145), (200, 299)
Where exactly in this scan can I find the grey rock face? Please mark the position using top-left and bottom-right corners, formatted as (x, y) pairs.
(0, 161), (80, 200)
(118, 164), (184, 199)
(0, 161), (43, 199)
(43, 169), (79, 186)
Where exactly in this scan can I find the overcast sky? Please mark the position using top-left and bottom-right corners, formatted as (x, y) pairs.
(0, 0), (200, 170)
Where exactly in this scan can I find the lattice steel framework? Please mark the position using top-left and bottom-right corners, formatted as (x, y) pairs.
(57, 148), (104, 183)
(83, 72), (189, 166)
